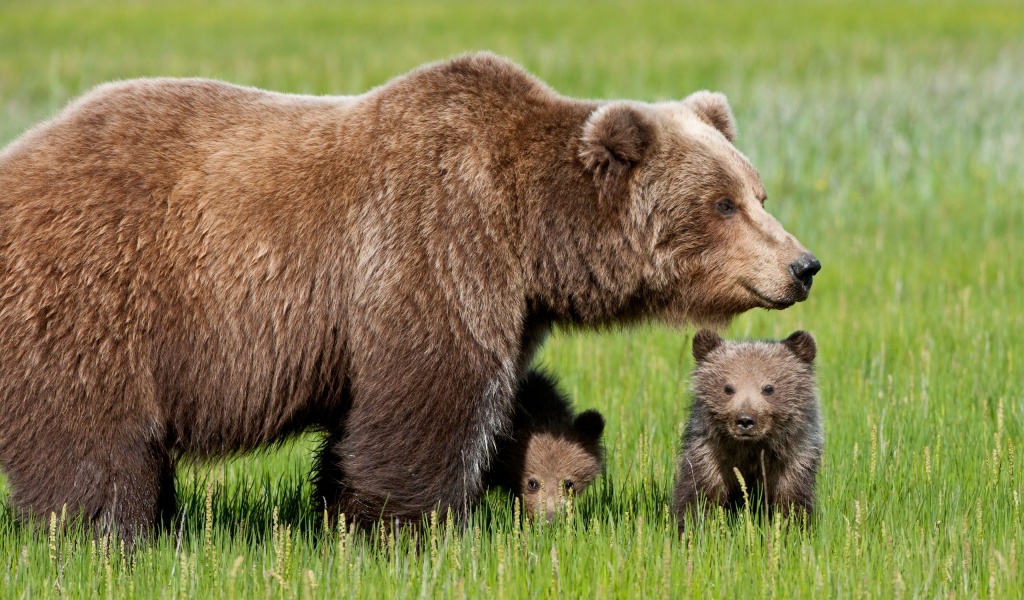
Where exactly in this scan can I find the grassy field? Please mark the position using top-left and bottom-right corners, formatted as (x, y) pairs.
(1, 0), (1022, 597)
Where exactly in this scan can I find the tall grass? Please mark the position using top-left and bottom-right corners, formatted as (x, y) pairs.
(1, 1), (1022, 597)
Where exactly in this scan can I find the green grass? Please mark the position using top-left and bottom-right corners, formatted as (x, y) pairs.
(2, 0), (1022, 597)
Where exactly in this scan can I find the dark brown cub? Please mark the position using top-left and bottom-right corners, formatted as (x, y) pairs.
(485, 369), (605, 522)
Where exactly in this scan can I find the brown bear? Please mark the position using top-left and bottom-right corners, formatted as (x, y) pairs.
(484, 369), (604, 521)
(674, 330), (822, 529)
(0, 52), (819, 543)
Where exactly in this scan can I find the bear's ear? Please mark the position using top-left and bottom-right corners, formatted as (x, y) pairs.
(573, 409), (605, 444)
(782, 330), (817, 364)
(580, 102), (656, 203)
(682, 91), (737, 142)
(692, 329), (723, 363)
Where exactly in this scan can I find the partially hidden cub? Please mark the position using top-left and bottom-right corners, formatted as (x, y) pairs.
(486, 369), (605, 521)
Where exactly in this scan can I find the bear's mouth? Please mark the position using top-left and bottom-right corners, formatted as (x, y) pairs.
(742, 283), (796, 309)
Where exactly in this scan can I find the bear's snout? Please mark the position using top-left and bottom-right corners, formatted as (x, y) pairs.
(735, 415), (756, 432)
(788, 253), (821, 293)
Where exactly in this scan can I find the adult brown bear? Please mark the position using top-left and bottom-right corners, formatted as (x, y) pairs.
(0, 53), (818, 543)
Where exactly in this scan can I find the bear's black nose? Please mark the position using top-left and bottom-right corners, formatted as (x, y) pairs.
(736, 415), (755, 431)
(789, 254), (821, 290)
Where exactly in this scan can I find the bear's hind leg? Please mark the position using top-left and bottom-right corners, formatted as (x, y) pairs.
(6, 430), (176, 548)
(85, 436), (177, 547)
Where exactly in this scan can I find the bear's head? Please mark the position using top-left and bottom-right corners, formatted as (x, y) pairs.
(690, 329), (817, 442)
(518, 409), (605, 522)
(579, 93), (820, 327)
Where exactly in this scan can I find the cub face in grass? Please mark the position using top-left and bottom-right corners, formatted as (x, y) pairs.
(674, 330), (822, 529)
(486, 370), (605, 521)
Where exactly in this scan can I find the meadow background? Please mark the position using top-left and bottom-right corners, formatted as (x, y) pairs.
(1, 0), (1022, 597)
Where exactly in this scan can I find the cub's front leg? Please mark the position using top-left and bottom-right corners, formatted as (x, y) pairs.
(674, 445), (729, 532)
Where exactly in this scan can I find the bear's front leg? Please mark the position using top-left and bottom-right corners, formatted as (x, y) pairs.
(321, 343), (518, 525)
(311, 429), (350, 518)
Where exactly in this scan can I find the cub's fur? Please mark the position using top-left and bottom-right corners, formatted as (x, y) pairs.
(674, 330), (822, 528)
(486, 370), (604, 521)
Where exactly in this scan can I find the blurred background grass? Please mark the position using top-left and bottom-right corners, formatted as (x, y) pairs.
(1, 0), (1022, 597)
(3, 0), (1021, 136)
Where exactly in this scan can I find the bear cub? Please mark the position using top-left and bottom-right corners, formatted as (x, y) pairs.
(485, 370), (605, 521)
(674, 330), (822, 529)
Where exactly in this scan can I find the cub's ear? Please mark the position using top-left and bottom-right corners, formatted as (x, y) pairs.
(682, 91), (736, 142)
(573, 409), (605, 444)
(692, 329), (723, 363)
(580, 102), (656, 202)
(782, 330), (817, 364)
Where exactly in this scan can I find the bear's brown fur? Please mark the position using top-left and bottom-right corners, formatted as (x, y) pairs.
(674, 330), (822, 529)
(0, 53), (818, 542)
(484, 369), (604, 521)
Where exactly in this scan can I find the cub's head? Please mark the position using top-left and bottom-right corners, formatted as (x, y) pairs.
(579, 94), (819, 327)
(518, 410), (605, 522)
(690, 329), (818, 442)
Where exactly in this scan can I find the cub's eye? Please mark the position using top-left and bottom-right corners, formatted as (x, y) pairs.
(724, 385), (735, 395)
(716, 199), (736, 216)
(563, 480), (575, 492)
(527, 478), (539, 492)
(762, 385), (775, 395)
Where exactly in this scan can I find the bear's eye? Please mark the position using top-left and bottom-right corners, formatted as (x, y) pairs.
(527, 478), (539, 492)
(762, 385), (775, 395)
(716, 199), (736, 216)
(724, 385), (735, 395)
(563, 480), (575, 492)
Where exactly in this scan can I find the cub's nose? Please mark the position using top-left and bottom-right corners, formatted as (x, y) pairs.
(789, 254), (821, 290)
(736, 415), (756, 431)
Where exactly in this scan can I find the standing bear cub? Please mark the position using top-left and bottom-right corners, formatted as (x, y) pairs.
(674, 330), (822, 529)
(485, 369), (605, 522)
(0, 52), (818, 543)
